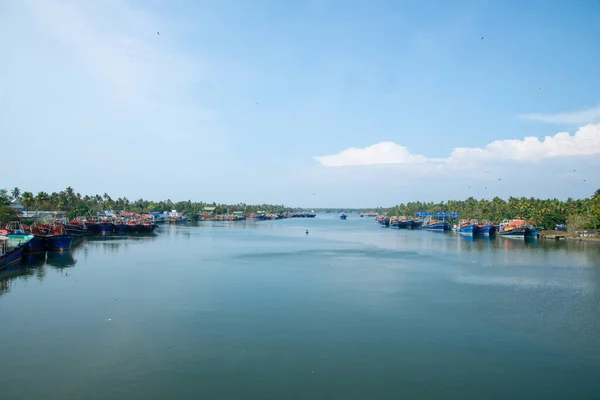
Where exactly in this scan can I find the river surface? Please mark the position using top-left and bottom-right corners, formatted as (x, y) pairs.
(2, 215), (600, 399)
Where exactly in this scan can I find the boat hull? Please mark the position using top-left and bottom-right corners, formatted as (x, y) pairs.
(423, 223), (449, 231)
(86, 223), (100, 233)
(45, 234), (74, 251)
(27, 236), (47, 252)
(498, 228), (526, 238)
(114, 224), (128, 233)
(457, 224), (476, 236)
(399, 220), (413, 229)
(411, 221), (423, 229)
(525, 228), (540, 238)
(339, 215), (347, 220)
(66, 226), (87, 236)
(380, 220), (390, 227)
(99, 222), (114, 234)
(138, 224), (157, 233)
(390, 221), (400, 228)
(0, 245), (25, 269)
(476, 225), (495, 236)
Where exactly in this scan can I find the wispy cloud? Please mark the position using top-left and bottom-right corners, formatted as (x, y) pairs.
(519, 105), (600, 125)
(314, 124), (600, 167)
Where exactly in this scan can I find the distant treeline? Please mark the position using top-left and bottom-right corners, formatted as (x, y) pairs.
(0, 187), (295, 221)
(2, 187), (599, 230)
(384, 192), (600, 230)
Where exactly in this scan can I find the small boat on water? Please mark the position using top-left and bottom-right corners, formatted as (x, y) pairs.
(339, 213), (347, 220)
(1, 234), (33, 269)
(113, 218), (128, 233)
(390, 217), (400, 228)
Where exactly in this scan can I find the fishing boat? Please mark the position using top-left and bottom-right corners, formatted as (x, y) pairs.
(113, 218), (128, 233)
(411, 219), (423, 229)
(418, 212), (450, 231)
(377, 216), (390, 227)
(525, 225), (540, 238)
(138, 219), (157, 233)
(1, 234), (33, 269)
(476, 221), (496, 236)
(85, 217), (100, 233)
(31, 223), (74, 251)
(98, 218), (114, 234)
(456, 219), (477, 236)
(498, 219), (527, 238)
(339, 213), (347, 220)
(65, 218), (87, 236)
(390, 217), (400, 228)
(398, 217), (414, 229)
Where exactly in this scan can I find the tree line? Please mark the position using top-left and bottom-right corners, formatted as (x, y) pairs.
(0, 187), (294, 221)
(2, 186), (600, 230)
(384, 191), (600, 230)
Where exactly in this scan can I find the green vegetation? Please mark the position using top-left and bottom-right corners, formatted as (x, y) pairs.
(3, 186), (600, 231)
(1, 186), (294, 220)
(385, 191), (600, 230)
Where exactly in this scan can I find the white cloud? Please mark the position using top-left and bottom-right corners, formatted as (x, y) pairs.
(314, 142), (428, 167)
(315, 124), (600, 167)
(519, 105), (600, 125)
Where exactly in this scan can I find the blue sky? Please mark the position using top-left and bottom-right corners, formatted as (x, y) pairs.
(1, 0), (600, 207)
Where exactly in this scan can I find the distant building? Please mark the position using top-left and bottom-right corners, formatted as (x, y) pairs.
(10, 199), (24, 212)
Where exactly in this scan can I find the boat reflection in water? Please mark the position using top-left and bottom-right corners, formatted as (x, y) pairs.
(46, 251), (76, 268)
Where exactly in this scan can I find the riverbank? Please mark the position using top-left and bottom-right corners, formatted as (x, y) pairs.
(540, 230), (600, 242)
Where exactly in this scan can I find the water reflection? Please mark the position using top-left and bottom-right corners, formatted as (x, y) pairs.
(46, 252), (76, 268)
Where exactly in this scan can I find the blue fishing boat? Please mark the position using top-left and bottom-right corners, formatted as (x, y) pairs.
(378, 216), (390, 227)
(98, 219), (114, 234)
(45, 234), (74, 251)
(339, 213), (347, 220)
(390, 217), (400, 228)
(398, 217), (414, 229)
(418, 212), (451, 231)
(498, 219), (526, 238)
(411, 220), (423, 229)
(1, 234), (33, 269)
(525, 226), (540, 238)
(85, 217), (101, 233)
(30, 222), (74, 251)
(475, 221), (496, 236)
(456, 220), (477, 236)
(114, 219), (128, 233)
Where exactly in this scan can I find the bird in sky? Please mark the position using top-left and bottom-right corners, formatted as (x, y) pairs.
(498, 178), (501, 181)
(312, 192), (316, 196)
(481, 36), (483, 40)
(157, 31), (160, 35)
(573, 169), (577, 173)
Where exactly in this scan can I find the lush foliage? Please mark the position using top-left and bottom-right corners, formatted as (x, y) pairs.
(3, 187), (293, 220)
(3, 186), (600, 230)
(385, 192), (600, 230)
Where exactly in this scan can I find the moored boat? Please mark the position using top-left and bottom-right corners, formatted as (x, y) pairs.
(456, 219), (477, 236)
(98, 219), (114, 234)
(138, 220), (157, 233)
(398, 217), (414, 229)
(476, 221), (496, 236)
(339, 213), (347, 220)
(113, 218), (128, 233)
(1, 235), (32, 269)
(498, 219), (527, 238)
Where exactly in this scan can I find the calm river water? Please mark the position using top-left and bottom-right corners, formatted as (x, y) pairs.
(1, 215), (600, 399)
